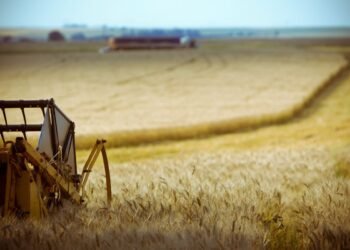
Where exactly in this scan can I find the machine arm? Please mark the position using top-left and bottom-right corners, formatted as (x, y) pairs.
(79, 140), (112, 206)
(21, 139), (82, 203)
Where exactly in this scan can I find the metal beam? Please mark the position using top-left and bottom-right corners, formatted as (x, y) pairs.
(0, 124), (42, 132)
(0, 99), (52, 109)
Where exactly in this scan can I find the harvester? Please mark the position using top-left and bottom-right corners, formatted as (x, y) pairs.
(0, 99), (112, 219)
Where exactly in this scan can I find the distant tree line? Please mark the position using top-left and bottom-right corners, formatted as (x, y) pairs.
(120, 28), (201, 38)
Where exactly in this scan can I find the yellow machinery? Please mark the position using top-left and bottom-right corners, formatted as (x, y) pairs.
(0, 99), (112, 219)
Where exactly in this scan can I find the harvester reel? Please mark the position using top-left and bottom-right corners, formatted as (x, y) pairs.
(0, 99), (112, 219)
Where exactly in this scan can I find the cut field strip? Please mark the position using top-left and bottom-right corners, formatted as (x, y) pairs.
(76, 59), (350, 149)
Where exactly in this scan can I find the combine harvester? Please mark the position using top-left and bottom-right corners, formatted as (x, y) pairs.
(107, 36), (196, 51)
(0, 99), (112, 219)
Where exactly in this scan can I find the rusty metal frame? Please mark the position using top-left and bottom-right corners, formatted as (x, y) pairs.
(0, 98), (77, 174)
(0, 99), (50, 141)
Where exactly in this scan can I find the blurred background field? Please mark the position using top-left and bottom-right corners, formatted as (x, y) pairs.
(0, 39), (348, 148)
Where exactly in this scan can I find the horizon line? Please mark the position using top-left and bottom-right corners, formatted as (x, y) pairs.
(1, 25), (350, 30)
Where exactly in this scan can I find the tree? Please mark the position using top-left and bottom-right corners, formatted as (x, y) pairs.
(48, 31), (65, 42)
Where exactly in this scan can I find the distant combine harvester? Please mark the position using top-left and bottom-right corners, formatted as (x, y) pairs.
(107, 36), (196, 51)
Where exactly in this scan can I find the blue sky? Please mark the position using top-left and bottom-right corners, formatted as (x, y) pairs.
(0, 0), (350, 28)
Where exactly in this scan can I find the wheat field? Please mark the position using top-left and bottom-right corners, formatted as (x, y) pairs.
(0, 41), (346, 136)
(0, 40), (350, 249)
